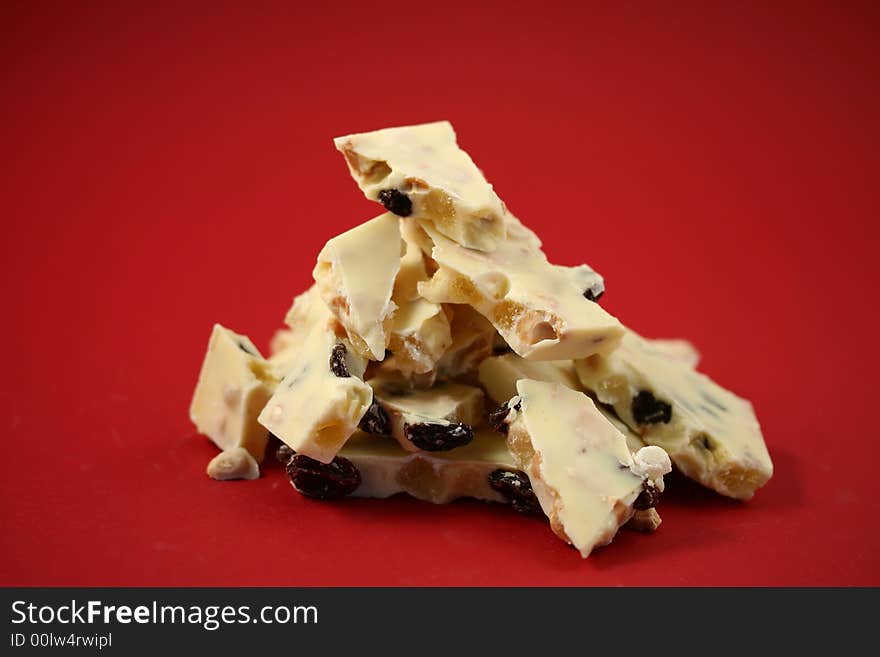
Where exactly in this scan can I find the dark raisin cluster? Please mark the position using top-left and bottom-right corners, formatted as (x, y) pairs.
(275, 443), (296, 465)
(631, 390), (672, 425)
(378, 189), (412, 217)
(358, 400), (392, 435)
(633, 483), (662, 510)
(329, 343), (350, 378)
(488, 469), (541, 515)
(488, 399), (521, 435)
(286, 454), (361, 500)
(404, 422), (473, 451)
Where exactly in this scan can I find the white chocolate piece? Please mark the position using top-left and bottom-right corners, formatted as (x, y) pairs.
(258, 289), (373, 464)
(417, 219), (623, 360)
(333, 121), (507, 252)
(313, 213), (401, 360)
(387, 299), (452, 377)
(206, 447), (260, 481)
(342, 430), (513, 504)
(478, 353), (580, 404)
(386, 219), (452, 377)
(575, 330), (772, 500)
(479, 352), (645, 452)
(435, 304), (498, 382)
(370, 354), (438, 390)
(189, 324), (277, 462)
(478, 353), (663, 530)
(503, 380), (671, 558)
(650, 338), (701, 369)
(393, 217), (435, 302)
(268, 287), (322, 379)
(368, 373), (484, 451)
(269, 328), (295, 357)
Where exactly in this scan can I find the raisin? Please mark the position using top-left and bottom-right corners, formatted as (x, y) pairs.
(358, 400), (391, 435)
(404, 422), (474, 451)
(488, 469), (541, 514)
(583, 288), (604, 302)
(488, 399), (521, 435)
(286, 454), (361, 500)
(488, 405), (511, 435)
(329, 343), (350, 377)
(631, 390), (672, 425)
(276, 443), (296, 465)
(378, 189), (413, 217)
(633, 483), (662, 510)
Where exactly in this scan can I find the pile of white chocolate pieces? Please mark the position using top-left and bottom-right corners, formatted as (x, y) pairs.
(189, 121), (774, 558)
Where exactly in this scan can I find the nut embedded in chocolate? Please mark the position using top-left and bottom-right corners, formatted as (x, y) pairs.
(358, 400), (392, 435)
(286, 454), (361, 500)
(329, 343), (350, 378)
(631, 390), (672, 425)
(378, 189), (413, 217)
(403, 422), (474, 451)
(488, 469), (541, 514)
(633, 483), (662, 510)
(275, 443), (296, 465)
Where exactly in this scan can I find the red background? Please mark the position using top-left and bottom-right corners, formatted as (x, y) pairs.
(2, 1), (878, 586)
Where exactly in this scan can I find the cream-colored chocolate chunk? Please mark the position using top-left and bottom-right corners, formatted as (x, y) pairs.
(501, 380), (671, 558)
(650, 338), (701, 369)
(341, 430), (514, 504)
(417, 218), (623, 360)
(385, 218), (452, 377)
(435, 304), (498, 382)
(313, 213), (402, 360)
(575, 330), (772, 500)
(189, 324), (277, 462)
(367, 373), (484, 452)
(386, 300), (451, 377)
(206, 447), (260, 481)
(267, 287), (323, 379)
(479, 353), (664, 532)
(258, 288), (373, 464)
(479, 353), (580, 404)
(478, 352), (647, 453)
(334, 121), (507, 252)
